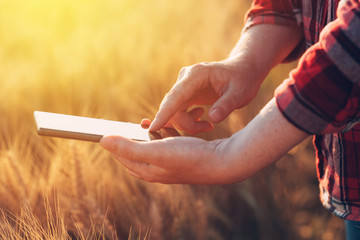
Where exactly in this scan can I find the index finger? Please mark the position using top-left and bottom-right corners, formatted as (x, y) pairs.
(149, 82), (194, 132)
(150, 63), (211, 131)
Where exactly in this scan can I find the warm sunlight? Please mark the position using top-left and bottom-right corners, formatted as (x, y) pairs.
(0, 0), (345, 239)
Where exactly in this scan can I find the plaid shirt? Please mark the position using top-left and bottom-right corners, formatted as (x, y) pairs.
(245, 0), (360, 221)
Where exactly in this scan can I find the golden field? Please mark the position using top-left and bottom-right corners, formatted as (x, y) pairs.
(0, 0), (345, 239)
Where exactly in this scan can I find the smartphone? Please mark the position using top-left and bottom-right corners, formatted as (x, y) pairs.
(34, 111), (180, 142)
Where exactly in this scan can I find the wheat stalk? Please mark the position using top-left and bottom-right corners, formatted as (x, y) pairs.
(6, 151), (30, 204)
(70, 143), (118, 239)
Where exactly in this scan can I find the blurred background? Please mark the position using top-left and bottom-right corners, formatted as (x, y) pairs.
(0, 0), (345, 239)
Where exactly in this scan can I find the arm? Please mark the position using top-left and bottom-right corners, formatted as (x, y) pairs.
(100, 98), (308, 184)
(149, 23), (303, 134)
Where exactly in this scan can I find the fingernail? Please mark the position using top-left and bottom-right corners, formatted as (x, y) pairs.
(148, 122), (155, 131)
(149, 119), (158, 131)
(209, 108), (223, 123)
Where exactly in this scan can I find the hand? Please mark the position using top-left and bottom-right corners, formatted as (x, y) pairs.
(100, 98), (308, 185)
(149, 59), (262, 134)
(100, 135), (227, 184)
(149, 24), (304, 134)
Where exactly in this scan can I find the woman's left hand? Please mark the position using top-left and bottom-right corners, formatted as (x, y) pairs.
(100, 134), (227, 184)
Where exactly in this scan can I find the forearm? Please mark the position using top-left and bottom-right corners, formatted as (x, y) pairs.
(226, 24), (303, 82)
(213, 98), (309, 184)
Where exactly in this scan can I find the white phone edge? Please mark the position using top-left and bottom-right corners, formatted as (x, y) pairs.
(34, 111), (151, 142)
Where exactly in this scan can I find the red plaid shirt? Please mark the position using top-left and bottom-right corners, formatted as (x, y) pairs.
(246, 0), (360, 221)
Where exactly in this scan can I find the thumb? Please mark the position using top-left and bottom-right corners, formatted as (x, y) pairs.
(100, 135), (134, 159)
(208, 91), (238, 123)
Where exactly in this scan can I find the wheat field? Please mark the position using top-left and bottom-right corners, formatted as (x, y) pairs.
(0, 0), (346, 239)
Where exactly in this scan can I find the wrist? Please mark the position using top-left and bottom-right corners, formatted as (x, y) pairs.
(207, 137), (242, 184)
(223, 52), (270, 83)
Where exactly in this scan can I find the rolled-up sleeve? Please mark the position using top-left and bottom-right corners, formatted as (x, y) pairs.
(245, 0), (302, 29)
(275, 0), (360, 134)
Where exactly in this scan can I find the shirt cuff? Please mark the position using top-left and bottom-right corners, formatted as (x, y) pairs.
(275, 78), (323, 135)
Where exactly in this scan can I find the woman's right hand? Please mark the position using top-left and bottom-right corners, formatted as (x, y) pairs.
(149, 59), (262, 134)
(149, 24), (304, 134)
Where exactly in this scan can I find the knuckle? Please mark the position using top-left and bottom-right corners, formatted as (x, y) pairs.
(177, 66), (189, 81)
(179, 66), (188, 74)
(191, 62), (209, 75)
(179, 63), (209, 80)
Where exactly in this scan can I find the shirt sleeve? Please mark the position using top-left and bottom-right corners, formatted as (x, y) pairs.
(245, 0), (302, 28)
(244, 0), (304, 62)
(275, 0), (360, 134)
